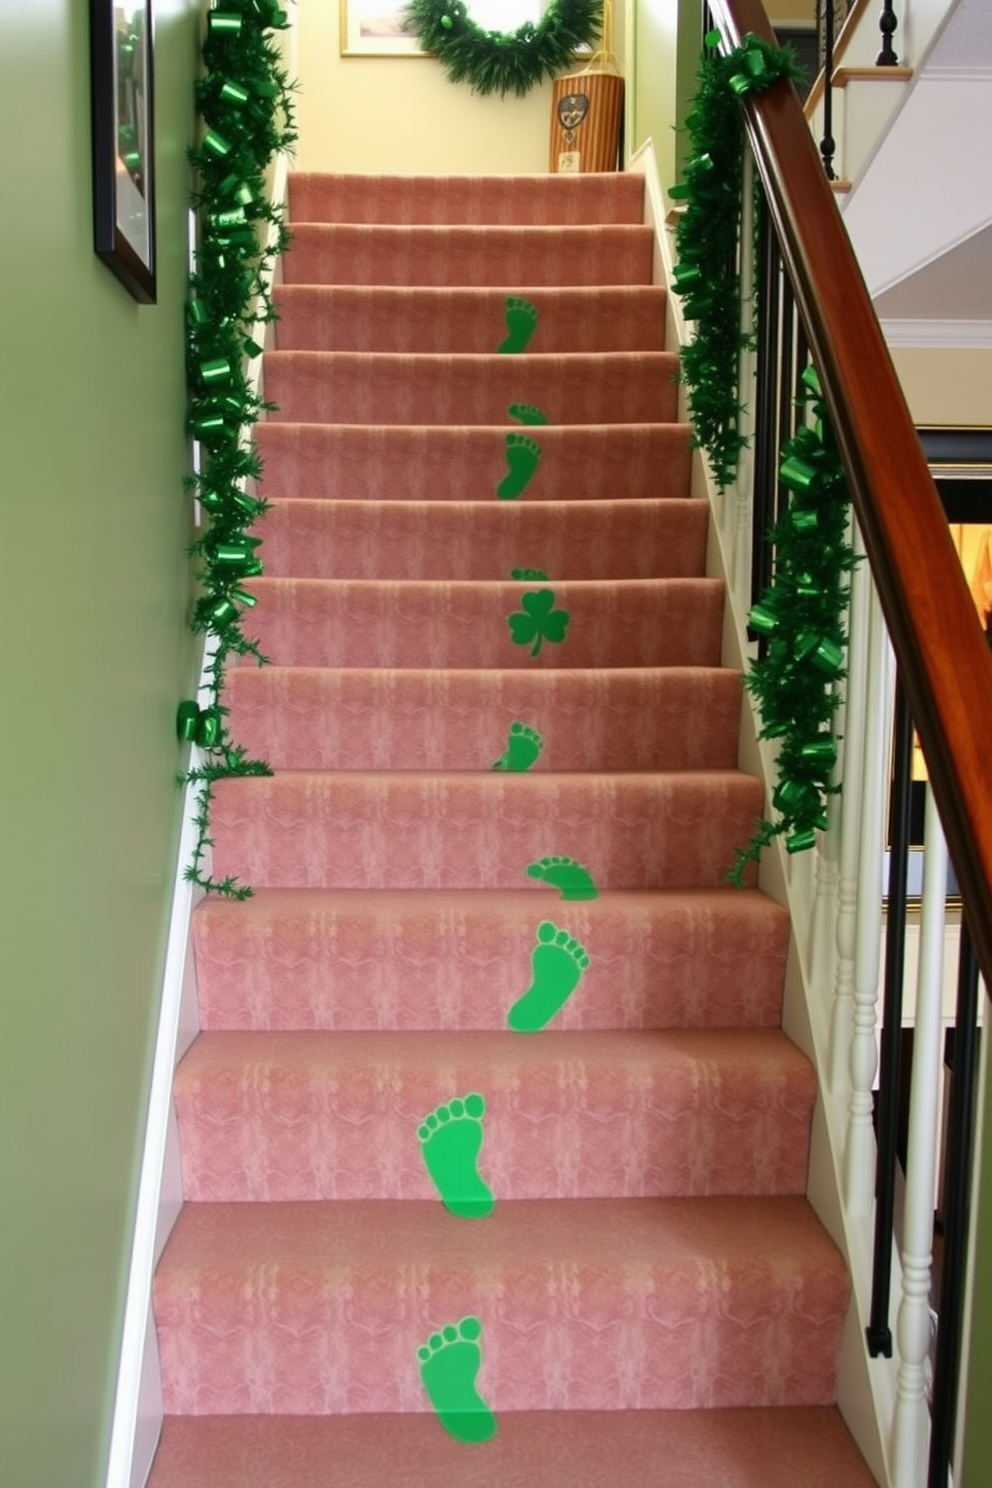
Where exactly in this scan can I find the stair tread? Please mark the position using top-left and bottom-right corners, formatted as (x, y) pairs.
(158, 1193), (842, 1282)
(262, 349), (681, 426)
(149, 1406), (878, 1488)
(273, 283), (668, 354)
(287, 170), (646, 226)
(192, 886), (788, 1033)
(174, 1028), (814, 1202)
(153, 1196), (848, 1415)
(253, 421), (693, 503)
(176, 1023), (807, 1087)
(282, 223), (655, 288)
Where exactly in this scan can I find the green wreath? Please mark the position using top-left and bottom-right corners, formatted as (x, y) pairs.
(402, 0), (602, 97)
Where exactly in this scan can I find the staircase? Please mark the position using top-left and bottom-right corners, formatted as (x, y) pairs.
(148, 171), (878, 1486)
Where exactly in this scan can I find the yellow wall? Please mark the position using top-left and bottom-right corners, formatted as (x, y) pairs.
(298, 2), (558, 173)
(890, 347), (992, 428)
(0, 1), (200, 1482)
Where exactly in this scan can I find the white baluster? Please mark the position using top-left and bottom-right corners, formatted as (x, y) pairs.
(891, 788), (947, 1486)
(829, 524), (869, 1091)
(844, 580), (894, 1215)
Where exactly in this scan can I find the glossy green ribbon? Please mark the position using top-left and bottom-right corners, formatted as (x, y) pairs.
(748, 601), (779, 637)
(672, 263), (704, 293)
(786, 828), (817, 854)
(798, 737), (838, 768)
(812, 637), (845, 677)
(176, 700), (199, 742)
(779, 454), (822, 495)
(208, 12), (243, 34)
(199, 357), (233, 386)
(202, 128), (233, 158)
(196, 708), (222, 748)
(219, 80), (250, 107)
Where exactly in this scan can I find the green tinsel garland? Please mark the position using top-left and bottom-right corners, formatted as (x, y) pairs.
(669, 32), (855, 875)
(402, 0), (601, 97)
(729, 367), (857, 882)
(670, 30), (801, 491)
(177, 0), (297, 899)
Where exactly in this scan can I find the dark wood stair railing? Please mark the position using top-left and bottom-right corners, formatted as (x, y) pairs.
(710, 0), (992, 995)
(705, 4), (992, 1481)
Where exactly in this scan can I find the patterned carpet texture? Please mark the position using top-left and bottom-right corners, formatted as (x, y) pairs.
(149, 170), (877, 1487)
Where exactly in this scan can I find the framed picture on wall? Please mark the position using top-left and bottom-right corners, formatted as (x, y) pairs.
(89, 0), (156, 303)
(340, 2), (426, 56)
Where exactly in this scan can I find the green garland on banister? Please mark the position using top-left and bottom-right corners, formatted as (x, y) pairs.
(177, 1), (297, 899)
(729, 367), (856, 883)
(402, 0), (602, 97)
(668, 32), (855, 877)
(669, 30), (801, 490)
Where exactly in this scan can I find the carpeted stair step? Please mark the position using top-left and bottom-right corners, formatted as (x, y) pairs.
(263, 351), (680, 427)
(237, 577), (724, 670)
(192, 888), (790, 1033)
(173, 1027), (815, 1203)
(287, 171), (647, 226)
(147, 1405), (879, 1488)
(225, 666), (741, 772)
(282, 223), (655, 288)
(254, 421), (692, 503)
(153, 1196), (849, 1415)
(255, 498), (708, 581)
(272, 285), (668, 354)
(209, 771), (763, 891)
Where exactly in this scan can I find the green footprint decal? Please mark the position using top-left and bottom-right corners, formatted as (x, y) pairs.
(497, 433), (541, 501)
(497, 295), (539, 354)
(418, 1094), (494, 1219)
(508, 588), (570, 658)
(493, 721), (543, 772)
(526, 855), (599, 900)
(508, 402), (548, 426)
(508, 921), (590, 1032)
(418, 1316), (497, 1443)
(509, 567), (549, 582)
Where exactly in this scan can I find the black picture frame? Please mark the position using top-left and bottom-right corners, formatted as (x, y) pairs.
(89, 0), (157, 304)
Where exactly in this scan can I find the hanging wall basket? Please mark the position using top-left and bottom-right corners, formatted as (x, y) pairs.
(549, 2), (623, 172)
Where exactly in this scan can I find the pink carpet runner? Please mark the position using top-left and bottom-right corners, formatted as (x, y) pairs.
(149, 171), (877, 1485)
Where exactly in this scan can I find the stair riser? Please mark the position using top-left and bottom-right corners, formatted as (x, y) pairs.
(210, 774), (763, 891)
(226, 667), (741, 772)
(287, 172), (647, 226)
(255, 500), (708, 581)
(263, 352), (680, 427)
(273, 285), (668, 354)
(193, 891), (790, 1033)
(254, 423), (692, 503)
(155, 1257), (845, 1417)
(174, 1040), (814, 1203)
(282, 224), (655, 288)
(238, 579), (724, 670)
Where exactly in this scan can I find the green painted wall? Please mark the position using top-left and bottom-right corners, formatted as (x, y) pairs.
(0, 1), (201, 1483)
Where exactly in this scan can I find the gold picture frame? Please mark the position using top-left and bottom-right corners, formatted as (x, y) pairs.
(340, 3), (426, 56)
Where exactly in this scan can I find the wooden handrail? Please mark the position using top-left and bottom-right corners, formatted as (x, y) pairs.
(710, 0), (992, 994)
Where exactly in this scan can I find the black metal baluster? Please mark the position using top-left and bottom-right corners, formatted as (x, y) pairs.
(776, 276), (797, 532)
(867, 676), (913, 1357)
(928, 921), (981, 1487)
(877, 1), (899, 65)
(748, 188), (780, 638)
(820, 0), (837, 179)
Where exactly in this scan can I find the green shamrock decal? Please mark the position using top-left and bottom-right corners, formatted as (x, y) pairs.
(508, 588), (570, 658)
